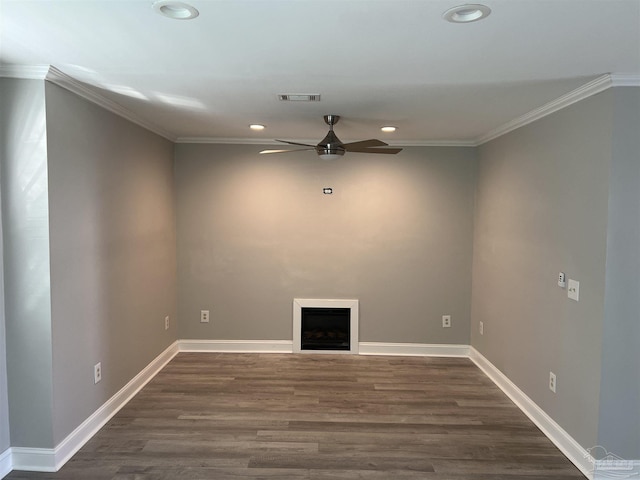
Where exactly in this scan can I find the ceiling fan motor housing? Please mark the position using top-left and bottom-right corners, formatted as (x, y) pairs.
(316, 129), (345, 157)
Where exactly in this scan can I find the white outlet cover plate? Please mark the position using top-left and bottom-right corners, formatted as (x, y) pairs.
(558, 272), (566, 288)
(568, 279), (580, 301)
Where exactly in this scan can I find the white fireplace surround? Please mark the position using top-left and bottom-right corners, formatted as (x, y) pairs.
(293, 298), (359, 354)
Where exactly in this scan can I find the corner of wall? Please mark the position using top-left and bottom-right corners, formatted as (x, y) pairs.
(0, 77), (56, 450)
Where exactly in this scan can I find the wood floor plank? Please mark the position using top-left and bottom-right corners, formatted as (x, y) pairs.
(5, 353), (586, 479)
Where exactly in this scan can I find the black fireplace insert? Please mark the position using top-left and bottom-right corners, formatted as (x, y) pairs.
(301, 307), (350, 350)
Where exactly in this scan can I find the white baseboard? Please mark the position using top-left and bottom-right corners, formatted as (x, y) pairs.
(359, 342), (469, 357)
(177, 340), (470, 357)
(10, 341), (179, 473)
(593, 459), (640, 480)
(0, 448), (11, 478)
(179, 339), (293, 353)
(469, 347), (594, 479)
(9, 447), (55, 472)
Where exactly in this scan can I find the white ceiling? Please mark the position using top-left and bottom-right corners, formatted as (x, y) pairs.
(1, 0), (639, 144)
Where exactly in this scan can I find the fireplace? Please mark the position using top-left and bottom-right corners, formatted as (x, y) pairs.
(293, 299), (359, 354)
(301, 307), (350, 350)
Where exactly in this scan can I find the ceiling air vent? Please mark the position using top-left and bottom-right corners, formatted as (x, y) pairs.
(278, 94), (321, 102)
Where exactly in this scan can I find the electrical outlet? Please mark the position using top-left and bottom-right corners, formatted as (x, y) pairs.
(549, 371), (556, 393)
(165, 315), (170, 330)
(558, 272), (566, 288)
(200, 310), (210, 323)
(479, 321), (484, 335)
(94, 362), (102, 384)
(442, 315), (451, 328)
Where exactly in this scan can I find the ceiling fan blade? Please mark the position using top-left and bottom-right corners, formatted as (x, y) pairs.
(259, 148), (315, 154)
(353, 147), (403, 154)
(274, 139), (317, 147)
(343, 139), (388, 151)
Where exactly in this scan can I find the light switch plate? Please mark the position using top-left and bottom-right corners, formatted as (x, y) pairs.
(568, 279), (580, 301)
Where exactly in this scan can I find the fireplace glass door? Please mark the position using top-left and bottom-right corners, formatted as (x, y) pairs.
(300, 307), (350, 351)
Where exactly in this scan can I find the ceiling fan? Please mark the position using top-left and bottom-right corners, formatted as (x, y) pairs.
(259, 115), (402, 160)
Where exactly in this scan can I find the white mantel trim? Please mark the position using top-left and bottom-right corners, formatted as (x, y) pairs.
(293, 299), (359, 354)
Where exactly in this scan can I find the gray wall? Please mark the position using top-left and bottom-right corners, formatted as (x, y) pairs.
(597, 87), (640, 458)
(0, 141), (9, 453)
(45, 83), (177, 444)
(472, 90), (614, 450)
(176, 144), (476, 344)
(0, 79), (55, 448)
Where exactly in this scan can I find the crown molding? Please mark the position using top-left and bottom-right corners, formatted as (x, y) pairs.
(175, 136), (476, 147)
(1, 64), (176, 141)
(475, 73), (640, 145)
(170, 73), (640, 147)
(396, 139), (477, 147)
(176, 137), (309, 145)
(45, 66), (176, 141)
(610, 73), (640, 87)
(0, 64), (50, 79)
(5, 66), (638, 148)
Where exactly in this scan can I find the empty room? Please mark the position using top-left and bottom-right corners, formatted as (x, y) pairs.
(0, 1), (639, 479)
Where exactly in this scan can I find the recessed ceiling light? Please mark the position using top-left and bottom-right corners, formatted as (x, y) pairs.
(153, 1), (199, 20)
(381, 126), (397, 133)
(443, 4), (491, 23)
(249, 124), (265, 131)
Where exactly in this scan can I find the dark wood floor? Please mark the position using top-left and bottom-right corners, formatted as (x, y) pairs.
(7, 353), (586, 479)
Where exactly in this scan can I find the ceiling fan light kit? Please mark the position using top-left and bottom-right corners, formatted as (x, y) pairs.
(318, 152), (344, 161)
(443, 4), (491, 23)
(260, 115), (402, 160)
